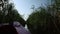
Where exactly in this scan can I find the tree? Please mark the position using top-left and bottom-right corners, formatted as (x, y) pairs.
(5, 3), (26, 27)
(27, 0), (60, 34)
(0, 0), (26, 26)
(27, 6), (60, 34)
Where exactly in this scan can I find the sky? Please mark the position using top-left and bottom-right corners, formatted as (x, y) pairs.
(10, 0), (48, 20)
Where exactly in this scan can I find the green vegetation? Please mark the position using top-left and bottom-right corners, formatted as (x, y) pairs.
(0, 0), (26, 26)
(26, 0), (60, 34)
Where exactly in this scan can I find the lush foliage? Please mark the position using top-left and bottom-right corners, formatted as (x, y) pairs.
(0, 0), (26, 26)
(27, 0), (60, 34)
